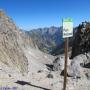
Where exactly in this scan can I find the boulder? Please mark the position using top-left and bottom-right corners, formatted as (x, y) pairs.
(53, 56), (71, 71)
(85, 72), (90, 80)
(47, 73), (53, 78)
(67, 54), (89, 78)
(67, 59), (82, 78)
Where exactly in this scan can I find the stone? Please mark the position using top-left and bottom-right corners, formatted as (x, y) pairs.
(47, 73), (53, 78)
(53, 56), (71, 71)
(85, 73), (90, 80)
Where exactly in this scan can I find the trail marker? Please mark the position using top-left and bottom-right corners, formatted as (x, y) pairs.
(62, 18), (73, 90)
(63, 18), (73, 38)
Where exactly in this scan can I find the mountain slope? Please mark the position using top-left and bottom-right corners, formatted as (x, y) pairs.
(0, 10), (54, 75)
(0, 10), (28, 74)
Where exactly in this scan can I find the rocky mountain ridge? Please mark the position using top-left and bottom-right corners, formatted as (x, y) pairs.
(71, 21), (90, 58)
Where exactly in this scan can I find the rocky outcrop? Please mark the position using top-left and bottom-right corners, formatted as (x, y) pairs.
(53, 56), (71, 71)
(66, 53), (90, 78)
(71, 22), (90, 59)
(0, 10), (28, 74)
(52, 52), (90, 79)
(53, 55), (72, 71)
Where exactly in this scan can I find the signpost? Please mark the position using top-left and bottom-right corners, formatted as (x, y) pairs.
(62, 18), (73, 90)
(62, 18), (73, 38)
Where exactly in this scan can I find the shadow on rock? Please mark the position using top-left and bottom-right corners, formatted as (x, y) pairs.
(15, 80), (51, 90)
(83, 63), (90, 68)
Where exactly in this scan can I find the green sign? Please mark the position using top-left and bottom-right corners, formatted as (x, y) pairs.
(63, 18), (73, 22)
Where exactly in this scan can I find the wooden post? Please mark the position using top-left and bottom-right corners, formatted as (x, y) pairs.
(62, 18), (73, 90)
(63, 38), (68, 90)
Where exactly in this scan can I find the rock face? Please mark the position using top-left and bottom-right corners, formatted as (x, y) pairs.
(53, 56), (71, 71)
(52, 52), (90, 79)
(71, 22), (90, 59)
(53, 57), (64, 71)
(0, 10), (54, 75)
(67, 59), (83, 78)
(67, 53), (90, 78)
(0, 10), (28, 74)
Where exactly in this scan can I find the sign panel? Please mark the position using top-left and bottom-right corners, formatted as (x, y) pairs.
(62, 18), (73, 38)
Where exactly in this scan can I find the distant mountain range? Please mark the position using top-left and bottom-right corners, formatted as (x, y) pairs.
(25, 26), (74, 55)
(26, 21), (90, 58)
(25, 26), (63, 53)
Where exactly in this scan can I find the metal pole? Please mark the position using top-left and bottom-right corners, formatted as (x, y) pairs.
(63, 38), (68, 90)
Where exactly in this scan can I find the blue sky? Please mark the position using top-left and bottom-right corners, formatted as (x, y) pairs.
(0, 0), (90, 30)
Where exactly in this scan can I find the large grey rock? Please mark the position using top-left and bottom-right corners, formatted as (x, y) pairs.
(67, 54), (90, 78)
(85, 72), (90, 80)
(53, 57), (64, 71)
(53, 56), (71, 71)
(67, 59), (82, 78)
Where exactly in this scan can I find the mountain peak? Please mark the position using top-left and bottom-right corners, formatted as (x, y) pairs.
(0, 9), (4, 17)
(0, 9), (18, 31)
(0, 9), (7, 19)
(79, 21), (90, 29)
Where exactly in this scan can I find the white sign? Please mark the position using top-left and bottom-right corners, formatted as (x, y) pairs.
(62, 18), (73, 38)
